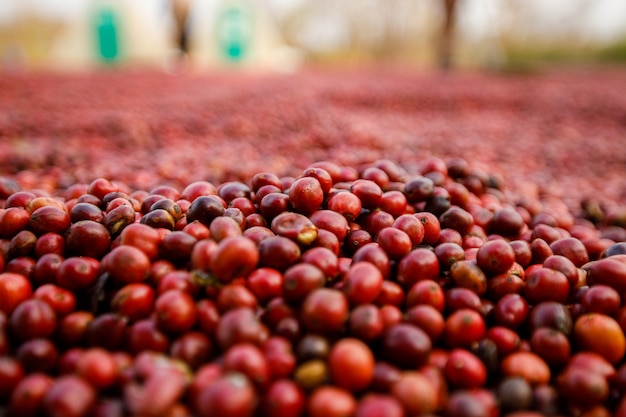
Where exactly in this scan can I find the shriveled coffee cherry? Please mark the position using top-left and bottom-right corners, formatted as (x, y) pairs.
(448, 259), (487, 296)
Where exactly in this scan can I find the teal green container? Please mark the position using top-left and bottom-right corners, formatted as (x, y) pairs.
(95, 6), (119, 63)
(216, 2), (253, 63)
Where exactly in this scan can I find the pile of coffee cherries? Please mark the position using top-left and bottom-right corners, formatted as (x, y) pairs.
(0, 157), (625, 417)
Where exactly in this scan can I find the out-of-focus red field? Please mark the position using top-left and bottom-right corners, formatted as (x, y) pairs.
(1, 66), (625, 211)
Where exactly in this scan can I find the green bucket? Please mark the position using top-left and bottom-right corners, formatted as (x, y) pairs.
(95, 6), (119, 63)
(216, 2), (253, 63)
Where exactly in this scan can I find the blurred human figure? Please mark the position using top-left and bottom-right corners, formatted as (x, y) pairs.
(438, 0), (457, 70)
(171, 0), (192, 56)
